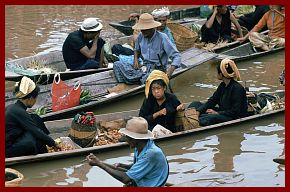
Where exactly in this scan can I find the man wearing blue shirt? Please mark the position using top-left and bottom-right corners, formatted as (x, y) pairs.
(113, 13), (181, 84)
(151, 7), (176, 46)
(86, 117), (169, 187)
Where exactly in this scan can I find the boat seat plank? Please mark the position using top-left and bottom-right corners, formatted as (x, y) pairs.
(181, 47), (217, 68)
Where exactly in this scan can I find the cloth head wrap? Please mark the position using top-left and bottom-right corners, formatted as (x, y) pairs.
(15, 76), (36, 99)
(151, 7), (170, 18)
(220, 58), (241, 81)
(145, 70), (169, 98)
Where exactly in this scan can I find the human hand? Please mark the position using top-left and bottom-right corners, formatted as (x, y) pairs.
(237, 37), (246, 43)
(86, 153), (102, 166)
(176, 103), (185, 111)
(206, 109), (218, 114)
(133, 62), (141, 69)
(158, 108), (167, 116)
(213, 6), (218, 14)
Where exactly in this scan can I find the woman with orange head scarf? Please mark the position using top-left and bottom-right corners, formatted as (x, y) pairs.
(139, 70), (184, 132)
(188, 58), (248, 126)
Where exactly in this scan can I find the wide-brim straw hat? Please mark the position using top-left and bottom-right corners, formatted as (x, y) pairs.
(132, 13), (161, 30)
(119, 117), (154, 139)
(81, 17), (103, 32)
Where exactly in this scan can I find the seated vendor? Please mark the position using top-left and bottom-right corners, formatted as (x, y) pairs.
(139, 70), (184, 132)
(188, 58), (248, 126)
(6, 76), (60, 158)
(201, 5), (243, 43)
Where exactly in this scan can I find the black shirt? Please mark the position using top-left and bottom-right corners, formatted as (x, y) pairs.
(201, 9), (232, 43)
(197, 80), (248, 118)
(5, 100), (55, 149)
(238, 5), (270, 31)
(139, 93), (181, 132)
(62, 30), (105, 70)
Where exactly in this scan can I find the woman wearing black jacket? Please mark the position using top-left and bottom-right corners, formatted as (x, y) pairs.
(6, 76), (60, 157)
(189, 58), (248, 126)
(139, 70), (184, 132)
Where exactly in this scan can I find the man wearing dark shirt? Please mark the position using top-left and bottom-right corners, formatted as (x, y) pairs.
(62, 17), (107, 70)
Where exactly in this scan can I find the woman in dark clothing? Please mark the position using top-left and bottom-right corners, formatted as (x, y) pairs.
(139, 70), (184, 133)
(237, 5), (270, 31)
(188, 58), (248, 126)
(6, 76), (60, 158)
(201, 5), (243, 43)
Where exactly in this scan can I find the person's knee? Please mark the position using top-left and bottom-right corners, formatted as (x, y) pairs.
(199, 117), (211, 126)
(188, 101), (202, 109)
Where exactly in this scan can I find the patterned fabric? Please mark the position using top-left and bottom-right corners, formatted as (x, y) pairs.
(113, 61), (143, 84)
(249, 32), (285, 49)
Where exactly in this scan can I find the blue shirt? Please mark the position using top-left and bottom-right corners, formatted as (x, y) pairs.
(126, 139), (169, 187)
(135, 30), (181, 69)
(161, 26), (176, 46)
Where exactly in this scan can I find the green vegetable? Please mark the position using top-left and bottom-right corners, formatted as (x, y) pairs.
(34, 106), (47, 115)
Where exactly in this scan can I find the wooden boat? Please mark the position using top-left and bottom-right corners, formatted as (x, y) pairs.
(5, 47), (218, 121)
(5, 36), (132, 84)
(5, 51), (112, 83)
(5, 95), (284, 166)
(109, 6), (201, 36)
(216, 41), (284, 62)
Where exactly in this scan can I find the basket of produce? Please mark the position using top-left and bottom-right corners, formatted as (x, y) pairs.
(68, 112), (98, 148)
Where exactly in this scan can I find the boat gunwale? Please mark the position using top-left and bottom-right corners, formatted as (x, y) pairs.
(5, 107), (284, 166)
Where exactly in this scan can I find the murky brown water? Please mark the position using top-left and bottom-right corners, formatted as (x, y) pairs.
(5, 5), (285, 187)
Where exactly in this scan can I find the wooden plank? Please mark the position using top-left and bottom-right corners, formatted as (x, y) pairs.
(181, 47), (217, 68)
(216, 41), (284, 62)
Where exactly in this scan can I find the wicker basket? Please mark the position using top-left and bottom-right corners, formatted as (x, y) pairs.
(5, 168), (24, 187)
(167, 22), (198, 52)
(68, 120), (98, 148)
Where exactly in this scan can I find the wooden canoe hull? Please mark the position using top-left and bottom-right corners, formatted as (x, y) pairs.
(5, 47), (218, 121)
(5, 36), (132, 83)
(217, 41), (284, 62)
(109, 7), (201, 36)
(5, 106), (284, 166)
